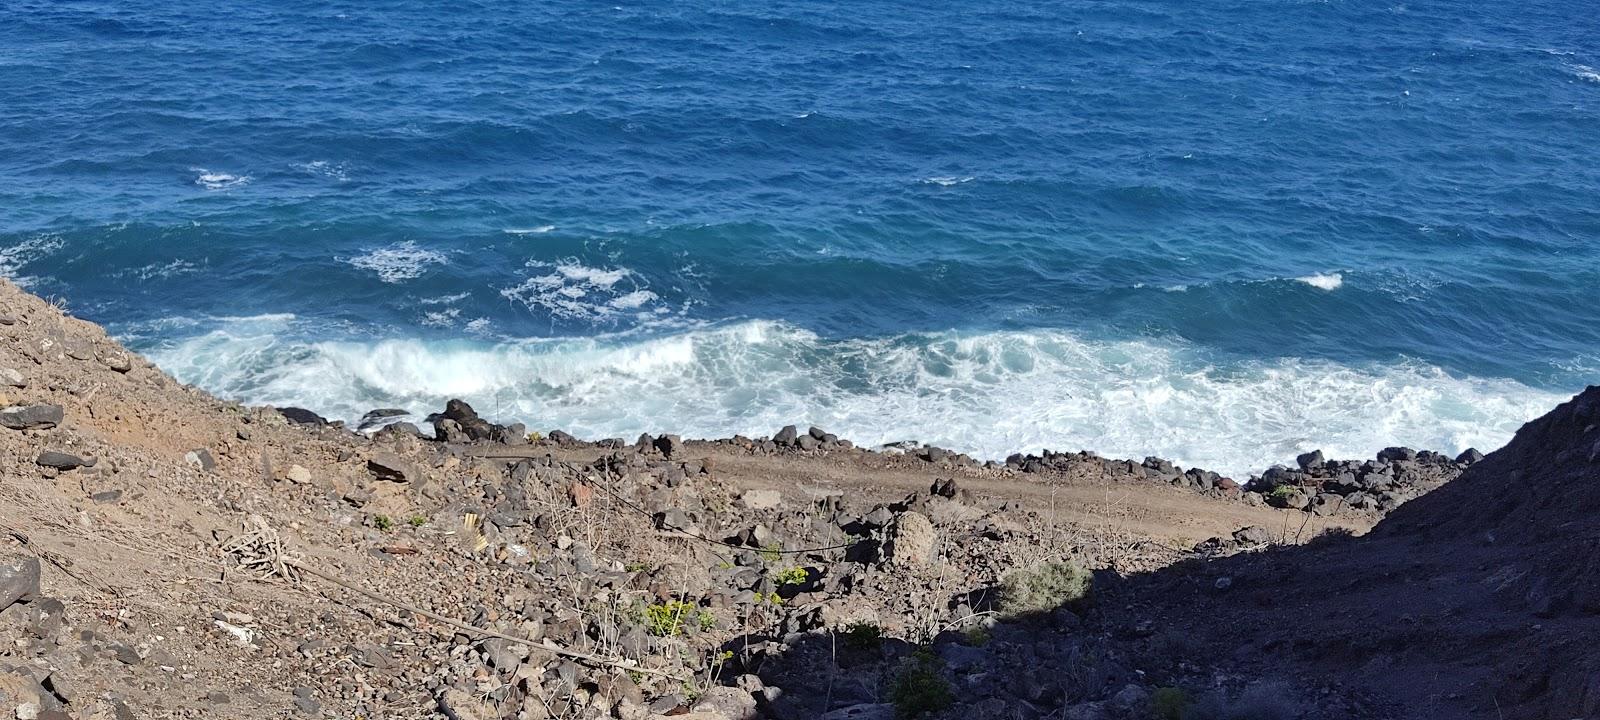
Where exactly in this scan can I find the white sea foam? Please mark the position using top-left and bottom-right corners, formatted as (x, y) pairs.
(1296, 272), (1343, 290)
(118, 259), (202, 281)
(140, 319), (1568, 478)
(503, 226), (556, 235)
(0, 235), (64, 285)
(296, 160), (350, 182)
(345, 241), (446, 283)
(1571, 64), (1600, 83)
(922, 176), (974, 186)
(192, 168), (250, 191)
(420, 292), (471, 305)
(499, 260), (665, 323)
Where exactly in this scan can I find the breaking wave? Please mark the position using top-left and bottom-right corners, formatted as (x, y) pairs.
(139, 318), (1562, 477)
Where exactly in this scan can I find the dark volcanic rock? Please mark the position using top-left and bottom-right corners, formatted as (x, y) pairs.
(438, 398), (499, 442)
(1, 404), (64, 430)
(654, 434), (683, 459)
(356, 408), (410, 431)
(36, 451), (91, 470)
(0, 556), (40, 611)
(277, 407), (328, 425)
(1377, 446), (1417, 463)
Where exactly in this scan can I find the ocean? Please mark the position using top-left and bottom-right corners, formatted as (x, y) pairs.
(2, 0), (1596, 476)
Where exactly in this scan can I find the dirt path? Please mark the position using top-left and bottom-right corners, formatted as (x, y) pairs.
(468, 442), (1373, 549)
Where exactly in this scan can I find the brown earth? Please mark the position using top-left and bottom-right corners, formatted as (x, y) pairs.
(0, 276), (1590, 720)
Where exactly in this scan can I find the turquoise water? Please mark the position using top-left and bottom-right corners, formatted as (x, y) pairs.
(2, 0), (1596, 474)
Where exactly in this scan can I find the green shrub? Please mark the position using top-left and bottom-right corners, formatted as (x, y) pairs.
(840, 621), (882, 651)
(998, 560), (1092, 617)
(773, 566), (809, 587)
(1151, 687), (1191, 720)
(372, 515), (394, 532)
(695, 610), (716, 632)
(1267, 485), (1297, 500)
(407, 514), (427, 527)
(889, 650), (952, 718)
(644, 601), (696, 637)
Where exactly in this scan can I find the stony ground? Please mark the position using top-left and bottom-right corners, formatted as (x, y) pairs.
(0, 278), (1578, 720)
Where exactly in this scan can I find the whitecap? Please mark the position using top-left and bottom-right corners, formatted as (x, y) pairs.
(1571, 64), (1600, 83)
(118, 259), (201, 281)
(296, 160), (350, 182)
(345, 241), (446, 283)
(498, 260), (666, 324)
(191, 168), (250, 191)
(503, 226), (556, 235)
(922, 176), (974, 186)
(0, 235), (64, 283)
(1295, 272), (1343, 291)
(420, 292), (471, 305)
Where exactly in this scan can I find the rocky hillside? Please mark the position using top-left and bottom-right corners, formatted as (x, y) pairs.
(0, 277), (1583, 720)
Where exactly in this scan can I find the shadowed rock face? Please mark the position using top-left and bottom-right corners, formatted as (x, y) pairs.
(1114, 386), (1600, 720)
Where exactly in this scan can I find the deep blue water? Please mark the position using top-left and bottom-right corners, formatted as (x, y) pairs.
(2, 0), (1596, 474)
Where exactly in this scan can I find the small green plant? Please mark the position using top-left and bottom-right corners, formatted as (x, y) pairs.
(758, 543), (783, 564)
(998, 560), (1092, 618)
(1151, 687), (1191, 720)
(372, 515), (394, 532)
(644, 601), (696, 637)
(696, 610), (716, 632)
(407, 514), (427, 528)
(840, 621), (883, 651)
(773, 566), (809, 587)
(889, 650), (952, 718)
(715, 560), (734, 570)
(625, 562), (649, 572)
(1268, 485), (1298, 501)
(527, 431), (544, 443)
(961, 625), (991, 646)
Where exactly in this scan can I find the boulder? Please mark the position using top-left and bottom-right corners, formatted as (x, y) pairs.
(692, 687), (758, 719)
(1309, 493), (1344, 516)
(35, 451), (90, 470)
(773, 425), (799, 446)
(739, 490), (782, 511)
(0, 367), (24, 388)
(276, 407), (328, 425)
(0, 404), (63, 430)
(1232, 526), (1273, 546)
(1267, 488), (1309, 510)
(654, 434), (683, 459)
(185, 448), (217, 472)
(886, 511), (937, 568)
(438, 398), (500, 441)
(367, 453), (415, 483)
(356, 408), (410, 431)
(0, 556), (41, 611)
(1295, 449), (1325, 470)
(1456, 447), (1485, 464)
(1377, 446), (1418, 463)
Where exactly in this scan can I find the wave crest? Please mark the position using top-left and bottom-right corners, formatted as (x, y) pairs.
(140, 319), (1562, 477)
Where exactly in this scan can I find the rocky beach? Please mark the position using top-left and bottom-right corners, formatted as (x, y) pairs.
(0, 278), (1595, 720)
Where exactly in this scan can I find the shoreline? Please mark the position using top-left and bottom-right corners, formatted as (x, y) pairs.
(0, 276), (1592, 720)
